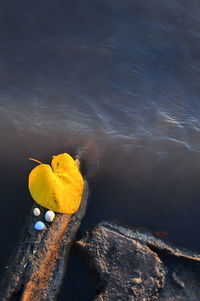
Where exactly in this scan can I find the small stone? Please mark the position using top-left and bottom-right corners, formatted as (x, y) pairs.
(45, 210), (55, 222)
(34, 221), (45, 231)
(33, 208), (41, 216)
(172, 272), (185, 288)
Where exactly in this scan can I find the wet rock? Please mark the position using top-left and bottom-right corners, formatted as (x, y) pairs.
(0, 178), (89, 301)
(76, 222), (200, 301)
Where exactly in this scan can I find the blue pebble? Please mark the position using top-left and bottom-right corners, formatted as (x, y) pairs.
(34, 221), (45, 231)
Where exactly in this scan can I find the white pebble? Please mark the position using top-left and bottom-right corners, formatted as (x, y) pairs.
(33, 207), (41, 216)
(45, 210), (55, 222)
(34, 221), (45, 231)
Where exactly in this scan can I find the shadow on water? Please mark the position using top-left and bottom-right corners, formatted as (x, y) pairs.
(1, 0), (200, 299)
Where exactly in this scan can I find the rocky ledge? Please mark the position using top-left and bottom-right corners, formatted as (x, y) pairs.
(76, 221), (200, 301)
(0, 179), (88, 301)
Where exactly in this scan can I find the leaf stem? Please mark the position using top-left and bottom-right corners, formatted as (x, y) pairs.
(28, 158), (43, 165)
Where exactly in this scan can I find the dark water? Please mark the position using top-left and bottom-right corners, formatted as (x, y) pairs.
(1, 0), (200, 299)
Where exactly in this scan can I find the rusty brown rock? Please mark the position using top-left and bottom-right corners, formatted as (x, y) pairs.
(76, 222), (200, 301)
(0, 178), (88, 301)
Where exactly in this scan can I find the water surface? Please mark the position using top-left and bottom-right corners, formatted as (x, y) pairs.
(0, 0), (200, 299)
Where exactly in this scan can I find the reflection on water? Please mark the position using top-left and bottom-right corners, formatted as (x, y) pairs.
(0, 0), (200, 299)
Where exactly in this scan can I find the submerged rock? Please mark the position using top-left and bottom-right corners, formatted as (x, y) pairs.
(76, 222), (200, 301)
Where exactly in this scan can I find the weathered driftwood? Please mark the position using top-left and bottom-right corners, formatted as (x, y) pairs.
(76, 221), (200, 301)
(0, 178), (88, 301)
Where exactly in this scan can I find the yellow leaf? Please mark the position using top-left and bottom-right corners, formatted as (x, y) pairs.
(28, 153), (84, 214)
